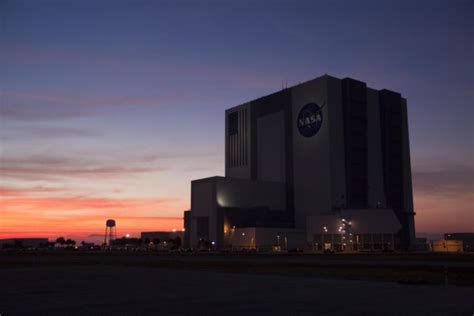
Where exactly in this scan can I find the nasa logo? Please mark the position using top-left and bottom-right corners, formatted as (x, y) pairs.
(297, 102), (323, 137)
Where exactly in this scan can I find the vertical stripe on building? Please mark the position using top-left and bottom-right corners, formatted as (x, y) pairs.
(227, 109), (248, 168)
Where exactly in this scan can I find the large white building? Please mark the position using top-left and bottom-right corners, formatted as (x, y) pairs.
(184, 75), (416, 251)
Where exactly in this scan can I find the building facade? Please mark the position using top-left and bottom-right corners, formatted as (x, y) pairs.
(185, 75), (416, 251)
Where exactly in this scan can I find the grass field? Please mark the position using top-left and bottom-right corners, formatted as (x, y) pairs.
(1, 253), (474, 315)
(2, 251), (473, 286)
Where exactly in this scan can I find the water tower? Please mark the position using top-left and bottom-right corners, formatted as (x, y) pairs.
(104, 219), (116, 246)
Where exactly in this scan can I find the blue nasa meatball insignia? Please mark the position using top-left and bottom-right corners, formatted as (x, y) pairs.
(297, 103), (323, 137)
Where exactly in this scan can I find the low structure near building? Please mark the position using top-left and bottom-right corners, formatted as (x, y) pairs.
(141, 231), (184, 242)
(444, 233), (474, 252)
(140, 231), (184, 250)
(431, 240), (463, 253)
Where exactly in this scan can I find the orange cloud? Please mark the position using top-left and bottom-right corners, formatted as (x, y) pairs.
(0, 187), (187, 242)
(0, 186), (66, 196)
(0, 215), (183, 242)
(0, 155), (164, 181)
(1, 195), (185, 216)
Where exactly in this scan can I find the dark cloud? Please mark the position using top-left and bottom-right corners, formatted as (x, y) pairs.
(0, 154), (164, 181)
(1, 126), (101, 139)
(140, 151), (221, 162)
(0, 91), (168, 122)
(0, 103), (91, 121)
(412, 164), (474, 198)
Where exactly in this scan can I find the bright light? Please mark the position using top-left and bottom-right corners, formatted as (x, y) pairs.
(211, 241), (216, 245)
(182, 228), (186, 232)
(172, 228), (177, 232)
(125, 234), (130, 238)
(242, 233), (245, 236)
(217, 194), (227, 207)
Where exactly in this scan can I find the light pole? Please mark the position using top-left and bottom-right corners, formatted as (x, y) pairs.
(230, 226), (235, 251)
(322, 226), (328, 252)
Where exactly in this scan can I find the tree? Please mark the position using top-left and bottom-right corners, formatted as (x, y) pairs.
(56, 237), (66, 245)
(65, 239), (76, 246)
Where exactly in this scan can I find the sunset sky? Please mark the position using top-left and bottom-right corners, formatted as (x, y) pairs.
(1, 0), (473, 242)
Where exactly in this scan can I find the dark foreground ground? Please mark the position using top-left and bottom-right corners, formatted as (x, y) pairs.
(1, 252), (473, 315)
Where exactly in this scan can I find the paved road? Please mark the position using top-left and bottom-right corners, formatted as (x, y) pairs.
(1, 266), (473, 315)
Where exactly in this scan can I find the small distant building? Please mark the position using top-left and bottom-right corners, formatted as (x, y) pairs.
(79, 242), (96, 250)
(0, 238), (49, 249)
(431, 240), (463, 253)
(141, 231), (184, 242)
(445, 233), (474, 252)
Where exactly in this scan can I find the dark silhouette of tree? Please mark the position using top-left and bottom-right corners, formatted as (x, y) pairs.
(65, 239), (76, 246)
(56, 237), (66, 245)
